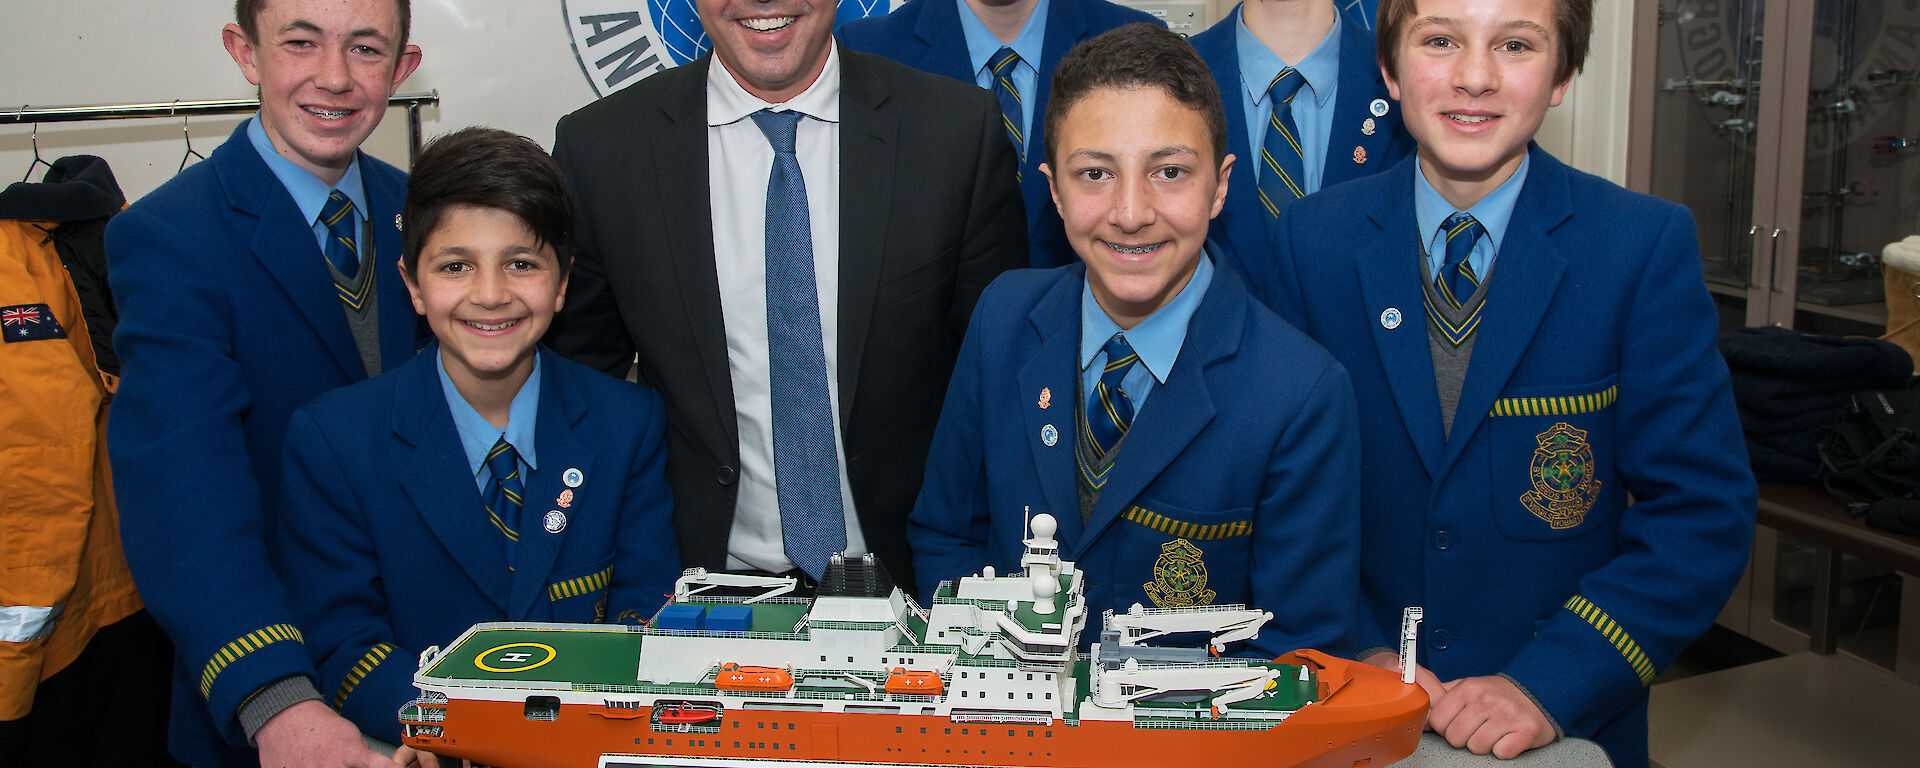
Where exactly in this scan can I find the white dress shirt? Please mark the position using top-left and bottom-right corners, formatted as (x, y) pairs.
(707, 44), (867, 572)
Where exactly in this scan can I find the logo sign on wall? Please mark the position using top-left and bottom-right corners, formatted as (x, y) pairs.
(564, 0), (898, 98)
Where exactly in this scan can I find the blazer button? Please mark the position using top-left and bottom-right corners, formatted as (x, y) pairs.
(716, 465), (738, 486)
(1431, 629), (1451, 650)
(1432, 530), (1452, 550)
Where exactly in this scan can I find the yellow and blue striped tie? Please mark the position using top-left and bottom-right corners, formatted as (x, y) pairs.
(319, 190), (373, 311)
(483, 437), (524, 568)
(990, 47), (1026, 180)
(1435, 212), (1485, 310)
(1086, 334), (1139, 460)
(1257, 68), (1308, 219)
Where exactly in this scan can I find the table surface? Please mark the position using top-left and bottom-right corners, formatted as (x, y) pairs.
(1755, 482), (1920, 574)
(1394, 733), (1611, 767)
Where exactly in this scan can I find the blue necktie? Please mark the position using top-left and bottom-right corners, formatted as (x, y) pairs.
(483, 437), (524, 569)
(319, 190), (372, 311)
(1257, 68), (1308, 219)
(989, 47), (1026, 180)
(751, 109), (847, 580)
(1435, 212), (1486, 309)
(1085, 334), (1139, 460)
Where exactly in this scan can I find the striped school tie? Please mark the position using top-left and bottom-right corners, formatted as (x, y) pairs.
(483, 437), (524, 567)
(751, 108), (847, 581)
(1435, 212), (1485, 309)
(1256, 68), (1308, 219)
(319, 190), (372, 311)
(1086, 334), (1140, 459)
(990, 47), (1026, 180)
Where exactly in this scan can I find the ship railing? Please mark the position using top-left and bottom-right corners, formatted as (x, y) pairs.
(525, 709), (559, 722)
(1127, 604), (1256, 616)
(949, 710), (1055, 725)
(680, 595), (812, 605)
(397, 701), (447, 722)
(574, 682), (688, 695)
(1131, 717), (1276, 731)
(645, 627), (810, 641)
(804, 619), (899, 631)
(1108, 658), (1268, 671)
(473, 620), (641, 633)
(885, 644), (960, 655)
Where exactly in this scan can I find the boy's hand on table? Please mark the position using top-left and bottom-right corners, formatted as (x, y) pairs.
(1429, 675), (1556, 759)
(256, 700), (405, 768)
(1362, 650), (1445, 723)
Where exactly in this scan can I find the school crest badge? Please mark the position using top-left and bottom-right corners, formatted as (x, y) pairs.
(1519, 422), (1601, 529)
(1144, 539), (1215, 608)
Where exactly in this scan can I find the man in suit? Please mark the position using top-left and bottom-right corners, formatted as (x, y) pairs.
(547, 0), (1027, 596)
(277, 127), (680, 747)
(1189, 0), (1414, 304)
(911, 24), (1362, 659)
(103, 1), (423, 766)
(1268, 0), (1754, 764)
(838, 0), (1162, 267)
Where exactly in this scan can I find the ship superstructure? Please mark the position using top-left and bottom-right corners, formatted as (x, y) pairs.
(400, 514), (1426, 768)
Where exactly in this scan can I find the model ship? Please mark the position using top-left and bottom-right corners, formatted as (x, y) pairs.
(399, 514), (1428, 768)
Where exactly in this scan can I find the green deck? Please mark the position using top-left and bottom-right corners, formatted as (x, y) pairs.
(422, 625), (645, 686)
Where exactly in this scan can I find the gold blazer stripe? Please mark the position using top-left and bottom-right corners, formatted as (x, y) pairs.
(331, 643), (395, 710)
(549, 566), (613, 602)
(1566, 595), (1657, 685)
(1490, 385), (1618, 418)
(1122, 506), (1252, 541)
(199, 623), (304, 698)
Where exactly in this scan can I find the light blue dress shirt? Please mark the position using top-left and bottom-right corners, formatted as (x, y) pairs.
(436, 350), (543, 494)
(246, 115), (368, 256)
(1237, 12), (1342, 194)
(1078, 251), (1215, 414)
(1414, 153), (1530, 282)
(957, 0), (1051, 157)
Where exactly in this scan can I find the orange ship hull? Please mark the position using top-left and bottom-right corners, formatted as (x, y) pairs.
(404, 651), (1426, 768)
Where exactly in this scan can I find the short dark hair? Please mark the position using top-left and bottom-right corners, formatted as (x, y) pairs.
(1043, 23), (1228, 168)
(235, 0), (413, 49)
(1376, 0), (1592, 85)
(402, 127), (573, 276)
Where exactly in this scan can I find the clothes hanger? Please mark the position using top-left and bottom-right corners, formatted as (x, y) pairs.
(20, 106), (54, 183)
(176, 101), (206, 173)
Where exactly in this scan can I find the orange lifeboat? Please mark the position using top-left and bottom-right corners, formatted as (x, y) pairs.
(884, 667), (943, 695)
(714, 662), (794, 692)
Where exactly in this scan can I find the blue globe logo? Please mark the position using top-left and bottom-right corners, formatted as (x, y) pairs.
(647, 0), (895, 66)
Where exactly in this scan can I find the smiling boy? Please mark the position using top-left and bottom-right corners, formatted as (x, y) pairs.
(104, 2), (425, 765)
(274, 127), (680, 749)
(910, 24), (1363, 658)
(1267, 0), (1755, 764)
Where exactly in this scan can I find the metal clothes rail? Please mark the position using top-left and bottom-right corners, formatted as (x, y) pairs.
(4, 91), (440, 162)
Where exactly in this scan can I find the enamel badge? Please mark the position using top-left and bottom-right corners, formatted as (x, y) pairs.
(1380, 307), (1403, 330)
(556, 489), (574, 509)
(1039, 387), (1052, 410)
(1041, 424), (1059, 447)
(1362, 117), (1377, 136)
(1354, 146), (1367, 164)
(1370, 98), (1390, 117)
(563, 467), (584, 488)
(543, 510), (568, 534)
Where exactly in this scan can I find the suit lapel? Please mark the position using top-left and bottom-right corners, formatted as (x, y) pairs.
(1020, 0), (1093, 235)
(1018, 273), (1086, 543)
(1079, 269), (1235, 547)
(1195, 12), (1271, 285)
(216, 130), (364, 381)
(657, 58), (741, 448)
(509, 352), (595, 618)
(912, 0), (976, 81)
(836, 47), (896, 424)
(1355, 169), (1447, 477)
(1321, 19), (1394, 189)
(392, 351), (511, 613)
(1439, 148), (1571, 473)
(364, 158), (422, 369)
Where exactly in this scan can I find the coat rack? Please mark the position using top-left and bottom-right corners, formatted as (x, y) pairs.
(4, 91), (440, 164)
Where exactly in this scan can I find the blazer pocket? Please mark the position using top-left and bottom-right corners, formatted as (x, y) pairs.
(1485, 375), (1622, 542)
(546, 557), (615, 621)
(1116, 498), (1253, 609)
(875, 246), (956, 309)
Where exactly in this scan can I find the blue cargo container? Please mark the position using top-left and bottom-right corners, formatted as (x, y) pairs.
(704, 605), (753, 632)
(655, 604), (706, 630)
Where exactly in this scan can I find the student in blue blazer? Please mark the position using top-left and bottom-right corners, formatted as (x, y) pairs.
(839, 0), (1162, 267)
(1268, 0), (1755, 764)
(276, 128), (681, 747)
(103, 2), (424, 765)
(1190, 0), (1413, 304)
(912, 25), (1363, 659)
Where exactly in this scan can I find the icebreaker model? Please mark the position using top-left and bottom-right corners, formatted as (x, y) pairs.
(400, 514), (1428, 768)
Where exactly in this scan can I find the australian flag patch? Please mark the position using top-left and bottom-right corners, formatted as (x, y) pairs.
(2, 304), (64, 343)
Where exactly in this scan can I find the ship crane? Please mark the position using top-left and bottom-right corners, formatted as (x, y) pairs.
(1107, 603), (1274, 653)
(673, 567), (797, 604)
(1093, 657), (1281, 709)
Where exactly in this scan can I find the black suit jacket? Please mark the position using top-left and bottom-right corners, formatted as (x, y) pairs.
(548, 46), (1027, 593)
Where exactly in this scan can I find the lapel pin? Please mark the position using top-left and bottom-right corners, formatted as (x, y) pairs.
(1041, 423), (1059, 447)
(1039, 387), (1052, 410)
(1353, 146), (1367, 164)
(1361, 117), (1377, 136)
(1380, 307), (1403, 330)
(543, 509), (568, 534)
(1370, 98), (1390, 117)
(556, 488), (574, 509)
(563, 467), (584, 488)
(394, 213), (403, 231)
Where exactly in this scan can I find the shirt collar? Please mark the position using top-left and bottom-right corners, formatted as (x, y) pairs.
(1078, 251), (1215, 384)
(437, 348), (543, 477)
(1237, 10), (1342, 110)
(708, 41), (843, 127)
(246, 114), (367, 226)
(1413, 152), (1531, 252)
(956, 0), (1051, 78)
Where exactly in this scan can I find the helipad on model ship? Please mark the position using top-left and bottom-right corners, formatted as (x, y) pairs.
(400, 514), (1428, 768)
